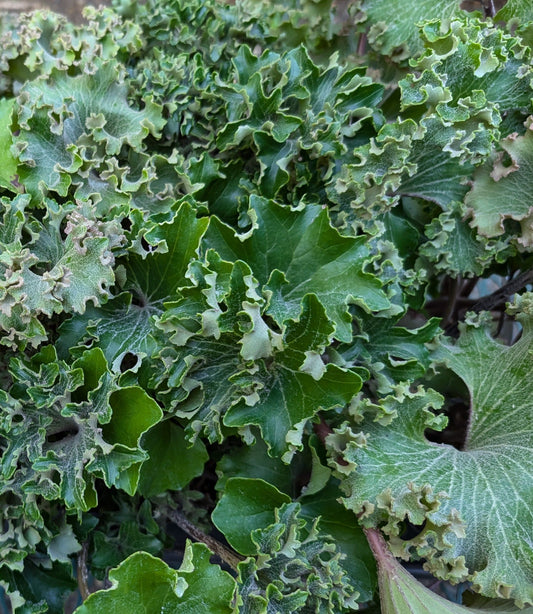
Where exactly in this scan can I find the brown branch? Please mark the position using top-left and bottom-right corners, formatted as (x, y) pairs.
(165, 509), (244, 571)
(445, 269), (533, 336)
(77, 542), (91, 602)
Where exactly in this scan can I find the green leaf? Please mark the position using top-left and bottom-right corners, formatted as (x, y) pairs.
(300, 481), (377, 602)
(0, 198), (119, 349)
(335, 300), (533, 605)
(365, 528), (533, 614)
(212, 477), (290, 555)
(125, 198), (209, 304)
(203, 195), (390, 342)
(74, 545), (235, 614)
(465, 117), (533, 247)
(335, 312), (441, 393)
(223, 294), (363, 457)
(495, 0), (533, 25)
(353, 0), (462, 60)
(14, 60), (164, 200)
(419, 208), (496, 277)
(158, 276), (362, 456)
(138, 420), (208, 497)
(0, 559), (77, 614)
(237, 502), (361, 613)
(1, 347), (161, 511)
(0, 99), (19, 193)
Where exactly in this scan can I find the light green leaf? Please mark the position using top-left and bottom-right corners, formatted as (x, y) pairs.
(74, 545), (235, 614)
(335, 301), (533, 605)
(223, 294), (363, 457)
(300, 481), (377, 602)
(1, 347), (160, 511)
(0, 98), (19, 193)
(14, 60), (164, 200)
(365, 528), (533, 614)
(237, 502), (361, 613)
(495, 0), (533, 24)
(0, 198), (119, 349)
(465, 117), (533, 247)
(353, 0), (462, 60)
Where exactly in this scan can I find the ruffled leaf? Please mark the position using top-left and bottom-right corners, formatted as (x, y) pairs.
(334, 301), (533, 605)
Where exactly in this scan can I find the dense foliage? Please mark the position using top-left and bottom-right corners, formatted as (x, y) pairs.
(0, 0), (532, 611)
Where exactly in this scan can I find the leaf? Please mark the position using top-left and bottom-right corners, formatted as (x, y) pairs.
(212, 477), (291, 555)
(334, 300), (533, 605)
(1, 347), (161, 511)
(56, 198), (208, 371)
(223, 294), (363, 457)
(125, 198), (209, 304)
(334, 312), (441, 393)
(465, 117), (533, 247)
(0, 198), (119, 350)
(419, 208), (501, 277)
(365, 528), (533, 614)
(0, 559), (77, 614)
(300, 481), (377, 602)
(0, 98), (19, 193)
(353, 0), (462, 61)
(495, 0), (533, 24)
(236, 502), (361, 613)
(14, 60), (164, 200)
(138, 420), (208, 497)
(157, 265), (362, 457)
(74, 545), (235, 614)
(203, 195), (390, 342)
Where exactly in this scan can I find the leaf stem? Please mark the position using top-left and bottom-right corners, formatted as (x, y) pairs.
(77, 542), (91, 601)
(165, 509), (244, 572)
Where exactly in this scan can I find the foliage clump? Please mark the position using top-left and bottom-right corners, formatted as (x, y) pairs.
(0, 0), (532, 611)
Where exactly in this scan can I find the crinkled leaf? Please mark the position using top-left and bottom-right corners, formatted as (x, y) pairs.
(300, 481), (377, 602)
(237, 502), (361, 613)
(465, 117), (533, 247)
(365, 528), (533, 614)
(0, 197), (119, 350)
(203, 195), (390, 342)
(158, 270), (362, 456)
(0, 98), (19, 192)
(223, 294), (363, 457)
(335, 301), (533, 605)
(419, 208), (505, 277)
(334, 313), (440, 393)
(1, 347), (161, 511)
(353, 0), (462, 60)
(14, 60), (164, 201)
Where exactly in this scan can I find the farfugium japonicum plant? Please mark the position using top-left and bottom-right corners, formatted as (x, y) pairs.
(0, 0), (532, 611)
